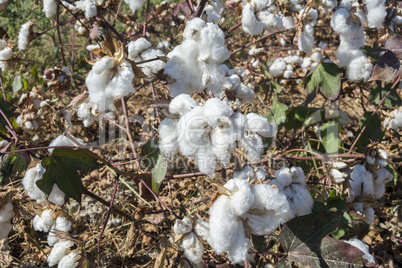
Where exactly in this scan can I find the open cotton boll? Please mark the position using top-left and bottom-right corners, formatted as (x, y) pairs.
(158, 118), (179, 156)
(104, 61), (135, 98)
(226, 223), (250, 264)
(181, 232), (204, 264)
(48, 134), (84, 153)
(235, 84), (255, 104)
(364, 207), (375, 225)
(43, 0), (57, 18)
(0, 45), (13, 71)
(246, 113), (275, 138)
(269, 58), (287, 76)
(224, 179), (254, 216)
(241, 133), (264, 161)
(174, 217), (193, 235)
(135, 48), (165, 77)
(77, 102), (96, 127)
(33, 209), (54, 233)
(231, 112), (247, 142)
(203, 0), (223, 23)
(282, 16), (295, 29)
(273, 167), (293, 189)
(373, 168), (393, 199)
(342, 237), (375, 265)
(48, 216), (73, 246)
(329, 168), (348, 184)
(22, 164), (47, 202)
(234, 165), (255, 181)
(257, 11), (283, 33)
(346, 55), (373, 82)
(198, 23), (230, 63)
(298, 28), (315, 54)
(48, 185), (66, 206)
(127, 38), (152, 60)
(349, 164), (374, 196)
(183, 18), (206, 41)
(282, 184), (314, 216)
(124, 0), (146, 12)
(367, 6), (386, 29)
(195, 146), (217, 175)
(194, 220), (211, 245)
(47, 240), (75, 267)
(18, 22), (30, 50)
(58, 251), (80, 268)
(242, 3), (264, 36)
(203, 98), (233, 127)
(169, 94), (200, 117)
(211, 126), (234, 166)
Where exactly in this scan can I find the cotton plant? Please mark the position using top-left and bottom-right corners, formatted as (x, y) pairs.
(0, 202), (14, 240)
(18, 21), (31, 50)
(33, 209), (73, 246)
(269, 167), (314, 217)
(0, 39), (13, 71)
(163, 18), (232, 97)
(173, 217), (210, 264)
(158, 94), (275, 175)
(127, 37), (165, 78)
(383, 108), (402, 131)
(330, 7), (373, 82)
(208, 169), (292, 264)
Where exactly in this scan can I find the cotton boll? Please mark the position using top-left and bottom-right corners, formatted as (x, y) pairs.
(342, 237), (376, 265)
(181, 232), (204, 264)
(211, 126), (233, 166)
(329, 168), (347, 184)
(183, 18), (206, 41)
(43, 0), (57, 18)
(18, 22), (30, 50)
(124, 0), (146, 12)
(226, 223), (250, 264)
(346, 55), (373, 82)
(77, 102), (96, 127)
(194, 220), (211, 245)
(169, 94), (200, 116)
(195, 146), (217, 175)
(363, 207), (375, 225)
(366, 3), (386, 29)
(22, 164), (47, 202)
(373, 168), (393, 198)
(224, 179), (254, 216)
(0, 222), (12, 240)
(321, 0), (337, 9)
(282, 16), (295, 29)
(246, 113), (275, 138)
(269, 58), (286, 76)
(198, 23), (230, 63)
(127, 38), (151, 60)
(242, 4), (264, 36)
(174, 217), (193, 235)
(234, 165), (255, 181)
(58, 251), (80, 268)
(272, 167), (293, 189)
(104, 60), (135, 98)
(48, 184), (66, 206)
(231, 112), (247, 142)
(236, 84), (255, 103)
(366, 155), (376, 165)
(298, 30), (314, 54)
(311, 51), (323, 63)
(349, 164), (374, 196)
(257, 11), (283, 33)
(48, 135), (84, 153)
(159, 118), (179, 156)
(241, 133), (264, 162)
(203, 0), (223, 23)
(136, 48), (165, 77)
(33, 209), (54, 232)
(203, 98), (233, 127)
(282, 184), (314, 216)
(0, 46), (13, 71)
(47, 240), (75, 267)
(283, 70), (293, 78)
(290, 166), (306, 184)
(48, 216), (73, 246)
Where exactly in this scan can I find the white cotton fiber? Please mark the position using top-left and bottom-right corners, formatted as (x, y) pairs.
(349, 164), (374, 196)
(246, 113), (275, 138)
(342, 237), (375, 264)
(269, 58), (287, 76)
(273, 167), (293, 189)
(33, 209), (54, 233)
(135, 48), (165, 77)
(168, 94), (200, 116)
(240, 133), (264, 161)
(43, 0), (57, 18)
(22, 164), (47, 202)
(124, 0), (147, 12)
(257, 11), (283, 33)
(0, 222), (12, 240)
(203, 0), (223, 23)
(77, 102), (96, 127)
(158, 118), (179, 156)
(242, 4), (264, 36)
(203, 98), (233, 127)
(198, 23), (230, 63)
(183, 18), (205, 41)
(174, 217), (192, 235)
(127, 38), (152, 60)
(194, 220), (211, 245)
(364, 207), (375, 225)
(181, 232), (204, 264)
(282, 16), (295, 29)
(48, 134), (84, 153)
(18, 22), (30, 50)
(47, 240), (75, 267)
(58, 251), (80, 268)
(0, 42), (13, 71)
(48, 216), (73, 246)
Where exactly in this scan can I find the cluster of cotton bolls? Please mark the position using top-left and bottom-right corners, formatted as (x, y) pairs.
(22, 135), (83, 205)
(268, 51), (323, 78)
(330, 6), (373, 82)
(348, 148), (394, 225)
(61, 0), (101, 19)
(241, 0), (296, 36)
(163, 18), (232, 97)
(127, 37), (165, 78)
(173, 217), (210, 264)
(207, 166), (292, 264)
(124, 0), (146, 12)
(43, 0), (57, 18)
(0, 202), (14, 240)
(383, 108), (402, 131)
(18, 21), (31, 51)
(33, 209), (73, 246)
(0, 39), (13, 71)
(48, 239), (81, 267)
(158, 94), (275, 175)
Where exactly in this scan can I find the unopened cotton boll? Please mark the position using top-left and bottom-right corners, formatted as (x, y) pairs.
(58, 251), (80, 268)
(124, 0), (147, 12)
(18, 22), (30, 50)
(43, 0), (57, 18)
(47, 240), (75, 267)
(342, 237), (375, 265)
(33, 209), (54, 233)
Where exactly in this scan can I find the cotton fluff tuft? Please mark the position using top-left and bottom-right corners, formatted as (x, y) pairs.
(62, 0), (97, 19)
(383, 109), (402, 131)
(203, 0), (224, 23)
(0, 40), (12, 71)
(48, 134), (84, 153)
(365, 0), (386, 29)
(48, 216), (73, 246)
(18, 22), (30, 50)
(47, 240), (75, 267)
(342, 237), (376, 264)
(297, 9), (318, 54)
(209, 175), (291, 264)
(43, 0), (57, 18)
(0, 202), (14, 240)
(124, 0), (146, 12)
(58, 251), (81, 268)
(33, 209), (54, 233)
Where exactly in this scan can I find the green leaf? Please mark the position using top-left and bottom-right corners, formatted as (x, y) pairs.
(368, 83), (402, 108)
(252, 235), (268, 252)
(12, 76), (23, 97)
(306, 63), (341, 101)
(151, 153), (167, 193)
(279, 212), (365, 267)
(0, 152), (30, 183)
(266, 96), (288, 127)
(320, 121), (342, 154)
(37, 148), (100, 202)
(31, 66), (38, 79)
(140, 140), (159, 170)
(23, 79), (28, 90)
(354, 112), (383, 152)
(270, 80), (282, 94)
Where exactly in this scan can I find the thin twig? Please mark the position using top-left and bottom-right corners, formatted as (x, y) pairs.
(121, 97), (139, 169)
(194, 0), (207, 18)
(143, 0), (151, 37)
(113, 0), (124, 27)
(56, 3), (67, 66)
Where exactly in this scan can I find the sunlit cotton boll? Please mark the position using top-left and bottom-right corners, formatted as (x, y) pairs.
(48, 216), (73, 246)
(127, 38), (151, 60)
(124, 0), (147, 12)
(18, 22), (30, 50)
(43, 0), (57, 18)
(47, 240), (75, 267)
(349, 164), (374, 196)
(0, 40), (13, 71)
(58, 251), (81, 268)
(158, 118), (179, 156)
(33, 209), (54, 233)
(174, 217), (193, 235)
(181, 232), (204, 264)
(241, 3), (264, 36)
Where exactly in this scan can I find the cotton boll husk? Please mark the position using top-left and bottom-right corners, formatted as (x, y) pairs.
(195, 146), (216, 176)
(158, 118), (179, 156)
(22, 164), (47, 202)
(367, 5), (386, 29)
(242, 4), (264, 36)
(0, 222), (12, 239)
(349, 164), (374, 196)
(174, 217), (193, 235)
(198, 23), (230, 63)
(282, 16), (295, 29)
(246, 113), (275, 138)
(202, 98), (233, 127)
(183, 18), (206, 41)
(194, 220), (211, 245)
(18, 22), (30, 50)
(283, 184), (314, 216)
(43, 0), (57, 18)
(136, 49), (165, 77)
(342, 237), (375, 265)
(58, 251), (80, 268)
(47, 240), (75, 267)
(241, 133), (264, 161)
(169, 94), (200, 116)
(48, 216), (73, 246)
(48, 135), (84, 153)
(181, 232), (204, 264)
(234, 165), (255, 181)
(48, 184), (66, 206)
(127, 38), (151, 60)
(223, 179), (254, 216)
(124, 0), (147, 12)
(33, 209), (54, 232)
